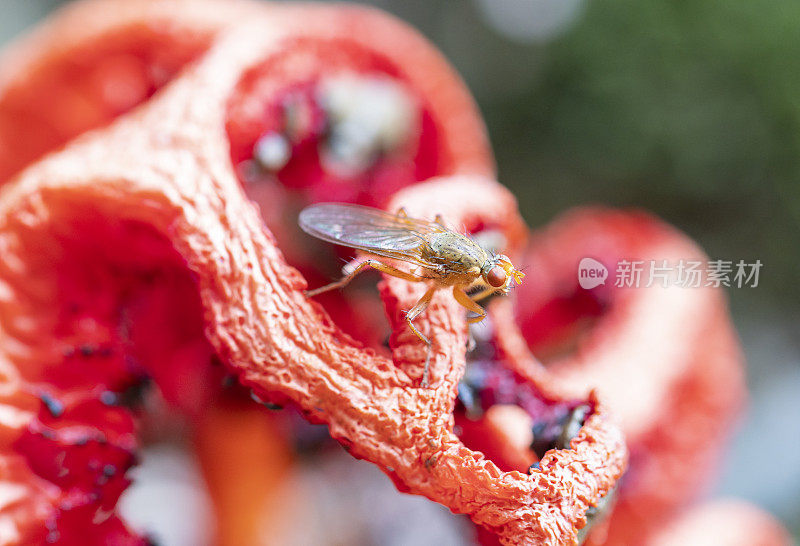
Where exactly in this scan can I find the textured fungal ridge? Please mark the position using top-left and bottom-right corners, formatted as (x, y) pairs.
(0, 1), (626, 545)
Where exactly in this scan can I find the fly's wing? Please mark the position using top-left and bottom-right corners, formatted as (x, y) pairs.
(298, 203), (446, 268)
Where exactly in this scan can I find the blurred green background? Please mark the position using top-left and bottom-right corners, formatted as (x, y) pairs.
(3, 0), (798, 540)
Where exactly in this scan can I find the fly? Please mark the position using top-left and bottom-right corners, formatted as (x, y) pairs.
(298, 202), (525, 385)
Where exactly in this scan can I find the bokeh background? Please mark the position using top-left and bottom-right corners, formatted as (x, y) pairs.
(2, 0), (798, 543)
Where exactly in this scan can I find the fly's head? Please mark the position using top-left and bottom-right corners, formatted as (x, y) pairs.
(482, 254), (525, 293)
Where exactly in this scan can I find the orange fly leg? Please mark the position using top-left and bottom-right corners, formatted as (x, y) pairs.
(453, 285), (487, 324)
(405, 286), (436, 345)
(340, 255), (370, 276)
(469, 284), (499, 303)
(306, 259), (425, 297)
(404, 285), (436, 385)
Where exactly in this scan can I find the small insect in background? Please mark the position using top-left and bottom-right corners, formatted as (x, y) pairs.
(299, 202), (524, 385)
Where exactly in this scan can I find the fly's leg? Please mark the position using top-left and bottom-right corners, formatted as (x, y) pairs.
(464, 284), (493, 350)
(469, 285), (499, 303)
(453, 286), (487, 324)
(341, 255), (369, 276)
(305, 260), (425, 297)
(434, 213), (448, 229)
(405, 287), (435, 344)
(405, 286), (436, 386)
(454, 286), (486, 354)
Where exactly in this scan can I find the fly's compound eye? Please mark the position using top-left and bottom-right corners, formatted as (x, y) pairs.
(486, 265), (507, 288)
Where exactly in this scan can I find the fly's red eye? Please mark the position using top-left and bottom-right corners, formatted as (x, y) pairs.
(487, 266), (507, 288)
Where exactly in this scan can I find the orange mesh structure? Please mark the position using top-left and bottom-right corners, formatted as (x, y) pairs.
(0, 2), (625, 545)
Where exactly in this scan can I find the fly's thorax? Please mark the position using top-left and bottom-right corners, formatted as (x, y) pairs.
(423, 232), (488, 273)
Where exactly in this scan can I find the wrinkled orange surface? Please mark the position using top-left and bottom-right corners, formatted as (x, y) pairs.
(0, 1), (626, 545)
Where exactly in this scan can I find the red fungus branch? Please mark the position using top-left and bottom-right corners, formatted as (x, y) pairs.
(0, 2), (627, 544)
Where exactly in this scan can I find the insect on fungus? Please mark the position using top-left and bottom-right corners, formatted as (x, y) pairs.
(299, 203), (525, 384)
